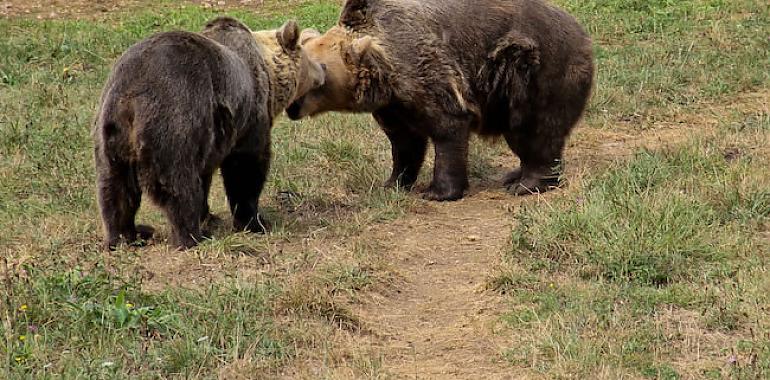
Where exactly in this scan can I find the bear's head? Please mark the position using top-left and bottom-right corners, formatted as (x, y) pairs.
(286, 26), (393, 120)
(204, 17), (326, 117)
(251, 20), (328, 117)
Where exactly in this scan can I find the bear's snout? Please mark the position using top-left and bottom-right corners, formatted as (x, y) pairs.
(286, 98), (304, 120)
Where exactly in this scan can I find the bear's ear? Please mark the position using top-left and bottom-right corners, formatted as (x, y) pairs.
(300, 28), (321, 45)
(344, 36), (374, 66)
(352, 36), (374, 58)
(277, 20), (300, 53)
(342, 35), (392, 103)
(340, 0), (368, 27)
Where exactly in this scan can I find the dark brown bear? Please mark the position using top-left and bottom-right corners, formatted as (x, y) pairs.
(288, 0), (594, 201)
(93, 17), (324, 249)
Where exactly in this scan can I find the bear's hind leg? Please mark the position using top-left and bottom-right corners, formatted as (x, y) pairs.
(503, 124), (565, 196)
(143, 170), (205, 249)
(156, 185), (205, 249)
(221, 152), (269, 234)
(96, 158), (152, 250)
(505, 160), (563, 196)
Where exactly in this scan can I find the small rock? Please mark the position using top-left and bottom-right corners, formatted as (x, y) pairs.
(723, 147), (742, 162)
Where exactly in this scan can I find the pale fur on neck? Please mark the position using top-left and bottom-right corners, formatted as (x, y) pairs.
(252, 30), (300, 118)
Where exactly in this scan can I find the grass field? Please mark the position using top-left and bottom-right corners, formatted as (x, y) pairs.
(1, 0), (768, 378)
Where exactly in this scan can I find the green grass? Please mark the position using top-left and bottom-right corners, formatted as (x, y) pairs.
(561, 0), (770, 127)
(1, 0), (769, 377)
(512, 141), (768, 286)
(5, 261), (286, 377)
(493, 122), (770, 377)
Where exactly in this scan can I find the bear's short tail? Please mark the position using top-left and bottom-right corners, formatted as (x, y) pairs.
(478, 31), (540, 104)
(94, 97), (139, 165)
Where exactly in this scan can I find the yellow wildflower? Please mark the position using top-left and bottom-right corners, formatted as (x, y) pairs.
(19, 335), (26, 341)
(126, 303), (134, 309)
(19, 304), (28, 312)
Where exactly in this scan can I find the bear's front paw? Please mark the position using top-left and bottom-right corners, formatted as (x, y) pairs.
(201, 213), (225, 230)
(234, 214), (270, 234)
(502, 168), (524, 186)
(421, 184), (464, 202)
(136, 225), (155, 241)
(103, 226), (155, 251)
(171, 234), (201, 250)
(103, 238), (122, 251)
(383, 177), (399, 189)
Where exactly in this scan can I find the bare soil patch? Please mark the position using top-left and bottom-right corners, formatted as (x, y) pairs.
(0, 0), (316, 19)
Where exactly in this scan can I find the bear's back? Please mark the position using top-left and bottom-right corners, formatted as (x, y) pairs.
(359, 0), (592, 104)
(100, 31), (261, 134)
(367, 0), (589, 64)
(106, 31), (251, 102)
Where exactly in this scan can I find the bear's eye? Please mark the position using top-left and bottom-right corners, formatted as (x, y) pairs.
(320, 64), (328, 72)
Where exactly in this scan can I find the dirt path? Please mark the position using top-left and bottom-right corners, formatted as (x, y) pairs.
(357, 190), (518, 379)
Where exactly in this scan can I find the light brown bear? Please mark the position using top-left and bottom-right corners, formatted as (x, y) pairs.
(93, 17), (324, 249)
(287, 0), (594, 201)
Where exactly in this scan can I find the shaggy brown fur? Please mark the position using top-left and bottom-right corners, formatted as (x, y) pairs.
(93, 17), (324, 249)
(288, 0), (594, 201)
